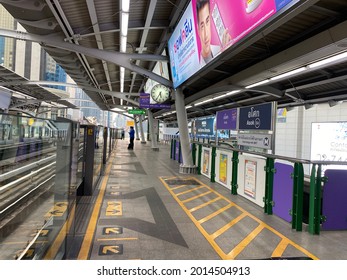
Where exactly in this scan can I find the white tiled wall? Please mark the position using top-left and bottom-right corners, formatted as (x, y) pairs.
(275, 102), (347, 174)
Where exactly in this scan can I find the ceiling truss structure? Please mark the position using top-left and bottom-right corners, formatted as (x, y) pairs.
(0, 0), (347, 122)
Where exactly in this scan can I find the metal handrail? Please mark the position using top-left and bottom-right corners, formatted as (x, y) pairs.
(191, 140), (347, 166)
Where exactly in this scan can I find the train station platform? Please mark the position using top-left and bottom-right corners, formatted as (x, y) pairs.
(65, 139), (347, 260)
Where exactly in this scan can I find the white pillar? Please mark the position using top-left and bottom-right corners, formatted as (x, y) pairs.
(134, 115), (140, 140)
(174, 88), (196, 173)
(139, 114), (146, 144)
(148, 110), (159, 151)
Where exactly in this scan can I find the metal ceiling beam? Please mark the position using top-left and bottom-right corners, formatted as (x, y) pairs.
(45, 0), (106, 103)
(71, 19), (169, 39)
(285, 73), (347, 93)
(0, 28), (172, 87)
(86, 0), (115, 104)
(129, 0), (157, 94)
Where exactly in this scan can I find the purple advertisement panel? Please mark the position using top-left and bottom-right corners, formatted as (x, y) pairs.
(168, 0), (295, 88)
(322, 169), (347, 230)
(216, 108), (237, 130)
(273, 163), (293, 223)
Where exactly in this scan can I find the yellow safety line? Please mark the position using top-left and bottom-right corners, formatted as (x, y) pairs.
(43, 203), (75, 259)
(189, 197), (222, 212)
(170, 184), (189, 191)
(1, 240), (47, 246)
(160, 176), (319, 260)
(272, 238), (289, 257)
(77, 152), (114, 260)
(160, 177), (230, 259)
(210, 212), (247, 240)
(162, 176), (179, 181)
(96, 237), (138, 241)
(227, 224), (265, 259)
(181, 190), (212, 203)
(198, 204), (233, 224)
(191, 177), (319, 260)
(175, 185), (205, 196)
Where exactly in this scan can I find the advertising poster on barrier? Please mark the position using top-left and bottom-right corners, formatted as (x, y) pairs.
(219, 153), (228, 184)
(168, 0), (295, 88)
(202, 149), (210, 175)
(244, 160), (257, 198)
(311, 122), (347, 172)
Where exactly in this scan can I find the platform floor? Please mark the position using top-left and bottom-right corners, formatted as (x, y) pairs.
(66, 139), (347, 260)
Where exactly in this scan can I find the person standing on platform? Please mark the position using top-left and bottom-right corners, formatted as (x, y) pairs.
(128, 126), (135, 150)
(121, 129), (125, 140)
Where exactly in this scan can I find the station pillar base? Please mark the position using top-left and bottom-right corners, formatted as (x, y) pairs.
(179, 164), (198, 174)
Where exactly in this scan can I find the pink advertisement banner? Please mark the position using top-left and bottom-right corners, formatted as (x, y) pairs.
(168, 0), (294, 88)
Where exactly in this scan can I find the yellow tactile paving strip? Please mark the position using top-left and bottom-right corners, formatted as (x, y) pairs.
(160, 176), (319, 260)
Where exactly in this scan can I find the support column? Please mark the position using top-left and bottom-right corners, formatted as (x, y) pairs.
(174, 88), (197, 174)
(134, 115), (140, 140)
(147, 110), (159, 151)
(139, 114), (146, 144)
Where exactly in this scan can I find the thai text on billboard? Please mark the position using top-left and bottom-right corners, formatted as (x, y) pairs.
(168, 0), (294, 88)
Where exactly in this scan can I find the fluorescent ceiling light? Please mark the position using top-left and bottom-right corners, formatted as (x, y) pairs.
(111, 108), (125, 112)
(122, 0), (130, 12)
(226, 89), (241, 95)
(270, 67), (306, 81)
(212, 94), (227, 100)
(185, 105), (192, 109)
(121, 12), (129, 36)
(195, 98), (213, 106)
(120, 36), (127, 52)
(245, 79), (270, 89)
(307, 51), (347, 69)
(120, 66), (125, 92)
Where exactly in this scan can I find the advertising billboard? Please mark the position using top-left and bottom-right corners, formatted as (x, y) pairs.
(311, 122), (347, 171)
(168, 0), (295, 88)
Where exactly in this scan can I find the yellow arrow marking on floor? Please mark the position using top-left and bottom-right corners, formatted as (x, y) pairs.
(102, 245), (120, 254)
(106, 201), (122, 216)
(105, 228), (121, 234)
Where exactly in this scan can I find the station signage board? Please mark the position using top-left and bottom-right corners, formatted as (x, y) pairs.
(238, 103), (273, 131)
(128, 109), (146, 115)
(194, 116), (215, 137)
(237, 134), (272, 150)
